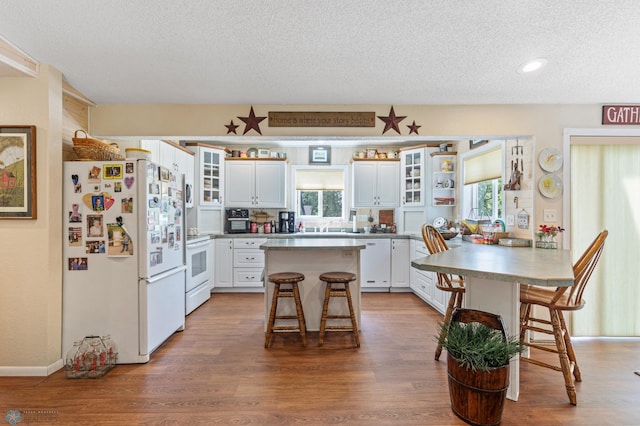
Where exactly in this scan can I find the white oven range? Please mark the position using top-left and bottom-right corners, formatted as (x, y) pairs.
(185, 236), (213, 314)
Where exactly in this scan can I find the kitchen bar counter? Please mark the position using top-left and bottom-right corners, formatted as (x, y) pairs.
(411, 243), (574, 401)
(260, 238), (366, 332)
(196, 231), (436, 242)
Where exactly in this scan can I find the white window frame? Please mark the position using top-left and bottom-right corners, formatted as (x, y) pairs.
(460, 140), (506, 222)
(291, 165), (349, 224)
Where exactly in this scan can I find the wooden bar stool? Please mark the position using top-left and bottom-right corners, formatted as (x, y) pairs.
(264, 272), (307, 348)
(318, 272), (360, 347)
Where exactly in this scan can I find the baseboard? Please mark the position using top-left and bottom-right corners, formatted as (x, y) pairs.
(0, 359), (63, 377)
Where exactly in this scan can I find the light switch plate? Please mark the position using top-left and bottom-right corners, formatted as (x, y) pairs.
(506, 215), (515, 226)
(543, 209), (557, 222)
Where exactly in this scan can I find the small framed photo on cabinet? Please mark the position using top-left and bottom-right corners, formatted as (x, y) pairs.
(309, 146), (331, 165)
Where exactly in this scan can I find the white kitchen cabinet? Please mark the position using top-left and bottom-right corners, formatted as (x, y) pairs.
(400, 148), (424, 207)
(186, 143), (225, 206)
(214, 238), (233, 288)
(141, 140), (194, 184)
(352, 160), (400, 207)
(232, 238), (267, 288)
(391, 239), (410, 288)
(140, 139), (160, 163)
(409, 238), (449, 314)
(185, 143), (225, 234)
(358, 239), (390, 289)
(225, 159), (286, 208)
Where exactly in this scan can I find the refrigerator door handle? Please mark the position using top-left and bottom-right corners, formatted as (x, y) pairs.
(144, 266), (187, 284)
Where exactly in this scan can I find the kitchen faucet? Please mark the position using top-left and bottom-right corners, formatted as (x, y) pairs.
(319, 221), (330, 232)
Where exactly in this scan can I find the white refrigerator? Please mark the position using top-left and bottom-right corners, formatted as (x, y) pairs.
(62, 159), (186, 363)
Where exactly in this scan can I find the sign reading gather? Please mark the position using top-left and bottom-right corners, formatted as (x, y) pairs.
(602, 105), (640, 125)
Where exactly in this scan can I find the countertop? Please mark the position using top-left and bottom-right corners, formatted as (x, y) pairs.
(259, 238), (366, 251)
(191, 231), (432, 242)
(411, 243), (574, 287)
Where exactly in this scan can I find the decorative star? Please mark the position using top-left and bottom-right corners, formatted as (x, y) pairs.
(377, 106), (407, 135)
(225, 120), (239, 135)
(407, 120), (421, 135)
(238, 106), (266, 135)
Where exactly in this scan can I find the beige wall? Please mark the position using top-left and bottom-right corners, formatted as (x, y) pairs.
(0, 65), (64, 374)
(91, 103), (601, 237)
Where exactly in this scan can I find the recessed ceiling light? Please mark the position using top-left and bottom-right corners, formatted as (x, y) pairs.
(518, 58), (548, 74)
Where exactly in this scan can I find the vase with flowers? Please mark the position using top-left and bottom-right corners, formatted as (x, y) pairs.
(536, 224), (565, 249)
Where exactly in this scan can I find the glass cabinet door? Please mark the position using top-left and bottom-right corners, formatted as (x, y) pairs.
(201, 149), (222, 205)
(402, 149), (424, 206)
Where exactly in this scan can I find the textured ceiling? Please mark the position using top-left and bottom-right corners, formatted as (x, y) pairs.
(1, 1), (639, 106)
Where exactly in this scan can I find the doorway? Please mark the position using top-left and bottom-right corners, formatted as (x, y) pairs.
(565, 129), (640, 336)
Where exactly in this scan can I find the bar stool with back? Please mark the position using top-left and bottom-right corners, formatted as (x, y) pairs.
(519, 230), (608, 405)
(422, 224), (466, 361)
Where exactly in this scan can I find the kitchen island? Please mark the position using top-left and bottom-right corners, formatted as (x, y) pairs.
(411, 243), (574, 401)
(260, 238), (366, 331)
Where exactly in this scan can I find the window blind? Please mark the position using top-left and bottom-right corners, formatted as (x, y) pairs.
(463, 148), (502, 185)
(295, 169), (344, 190)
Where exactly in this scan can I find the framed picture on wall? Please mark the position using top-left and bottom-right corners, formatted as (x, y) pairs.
(469, 139), (489, 150)
(0, 125), (37, 219)
(309, 146), (331, 165)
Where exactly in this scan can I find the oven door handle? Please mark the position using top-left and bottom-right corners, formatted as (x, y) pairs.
(187, 240), (211, 250)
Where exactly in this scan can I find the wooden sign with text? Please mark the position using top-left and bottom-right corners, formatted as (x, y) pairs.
(602, 105), (640, 125)
(268, 111), (375, 128)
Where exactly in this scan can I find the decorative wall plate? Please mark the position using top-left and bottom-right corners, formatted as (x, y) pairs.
(538, 148), (563, 172)
(538, 174), (563, 199)
(433, 216), (447, 228)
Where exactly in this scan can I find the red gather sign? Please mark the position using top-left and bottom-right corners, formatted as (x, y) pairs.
(602, 105), (640, 125)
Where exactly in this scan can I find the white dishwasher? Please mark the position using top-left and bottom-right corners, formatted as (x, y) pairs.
(357, 239), (391, 290)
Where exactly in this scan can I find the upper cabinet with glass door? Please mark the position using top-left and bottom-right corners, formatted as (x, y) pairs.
(185, 143), (226, 206)
(400, 148), (424, 207)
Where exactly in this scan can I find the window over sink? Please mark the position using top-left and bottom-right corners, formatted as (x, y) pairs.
(294, 167), (347, 221)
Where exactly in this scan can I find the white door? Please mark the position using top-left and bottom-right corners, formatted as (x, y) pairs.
(225, 162), (255, 206)
(391, 239), (410, 287)
(255, 161), (286, 207)
(377, 162), (400, 206)
(401, 148), (424, 206)
(214, 239), (234, 287)
(139, 267), (186, 356)
(353, 162), (377, 206)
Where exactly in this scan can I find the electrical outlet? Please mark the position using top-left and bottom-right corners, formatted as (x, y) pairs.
(506, 215), (515, 226)
(543, 209), (557, 222)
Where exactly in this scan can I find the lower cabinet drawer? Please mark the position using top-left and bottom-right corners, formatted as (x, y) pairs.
(234, 249), (265, 267)
(410, 268), (434, 301)
(233, 268), (264, 287)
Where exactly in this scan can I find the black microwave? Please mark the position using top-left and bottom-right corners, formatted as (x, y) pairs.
(225, 208), (250, 233)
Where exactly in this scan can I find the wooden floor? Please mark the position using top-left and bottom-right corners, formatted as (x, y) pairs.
(2, 293), (640, 425)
